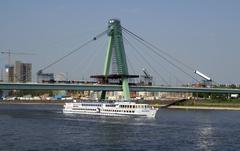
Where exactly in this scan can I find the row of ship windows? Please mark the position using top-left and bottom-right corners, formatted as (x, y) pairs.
(74, 104), (117, 108)
(105, 105), (116, 107)
(72, 108), (95, 111)
(103, 109), (135, 113)
(72, 108), (135, 113)
(73, 104), (148, 108)
(80, 104), (102, 107)
(120, 105), (147, 109)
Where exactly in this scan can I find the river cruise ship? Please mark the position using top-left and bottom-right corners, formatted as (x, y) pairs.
(63, 101), (158, 118)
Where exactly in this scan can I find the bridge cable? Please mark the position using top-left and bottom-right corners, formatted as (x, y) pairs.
(122, 27), (200, 83)
(124, 39), (144, 77)
(81, 38), (108, 77)
(123, 31), (184, 85)
(126, 54), (137, 76)
(121, 26), (195, 71)
(122, 26), (220, 85)
(39, 29), (109, 72)
(123, 33), (168, 85)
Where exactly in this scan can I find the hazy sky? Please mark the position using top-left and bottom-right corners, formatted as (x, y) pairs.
(0, 0), (239, 84)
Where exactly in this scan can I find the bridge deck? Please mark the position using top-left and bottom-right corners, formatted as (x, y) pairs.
(0, 83), (240, 94)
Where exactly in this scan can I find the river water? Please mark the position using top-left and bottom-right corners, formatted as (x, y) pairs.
(0, 104), (240, 151)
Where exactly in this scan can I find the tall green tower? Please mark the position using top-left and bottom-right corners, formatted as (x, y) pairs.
(102, 19), (130, 100)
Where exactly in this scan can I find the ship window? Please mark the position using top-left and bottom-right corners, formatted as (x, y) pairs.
(106, 104), (116, 107)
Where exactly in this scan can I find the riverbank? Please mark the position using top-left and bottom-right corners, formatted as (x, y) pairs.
(151, 99), (240, 110)
(0, 100), (65, 105)
(153, 104), (240, 111)
(1, 99), (240, 111)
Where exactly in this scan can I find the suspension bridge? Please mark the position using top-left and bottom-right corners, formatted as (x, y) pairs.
(1, 19), (240, 97)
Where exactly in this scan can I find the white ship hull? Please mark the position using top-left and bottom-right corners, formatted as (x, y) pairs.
(63, 101), (158, 118)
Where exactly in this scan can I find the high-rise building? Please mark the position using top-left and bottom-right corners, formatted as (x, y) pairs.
(15, 61), (32, 82)
(4, 65), (15, 82)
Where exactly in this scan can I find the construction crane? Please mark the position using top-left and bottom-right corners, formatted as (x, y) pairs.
(1, 49), (35, 66)
(194, 70), (212, 87)
(194, 70), (211, 81)
(1, 50), (35, 82)
(140, 68), (153, 86)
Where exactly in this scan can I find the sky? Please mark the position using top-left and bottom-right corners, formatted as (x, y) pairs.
(0, 0), (240, 85)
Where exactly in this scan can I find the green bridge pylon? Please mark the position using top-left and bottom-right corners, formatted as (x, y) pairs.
(102, 19), (130, 100)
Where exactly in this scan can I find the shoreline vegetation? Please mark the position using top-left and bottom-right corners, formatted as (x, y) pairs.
(152, 99), (240, 110)
(1, 99), (240, 110)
